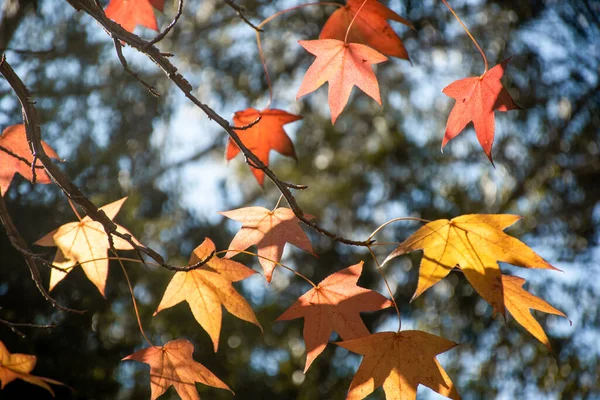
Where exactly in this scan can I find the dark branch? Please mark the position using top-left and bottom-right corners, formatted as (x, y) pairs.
(166, 251), (215, 272)
(0, 144), (46, 169)
(0, 316), (55, 338)
(145, 0), (184, 48)
(231, 115), (262, 131)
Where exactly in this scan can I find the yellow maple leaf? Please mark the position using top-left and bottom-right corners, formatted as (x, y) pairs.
(384, 214), (559, 314)
(502, 274), (568, 349)
(0, 341), (65, 396)
(35, 197), (140, 297)
(336, 331), (459, 400)
(154, 238), (262, 351)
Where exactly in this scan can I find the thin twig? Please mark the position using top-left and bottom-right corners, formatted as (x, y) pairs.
(113, 39), (160, 97)
(0, 145), (46, 169)
(0, 47), (56, 55)
(0, 317), (55, 338)
(145, 0), (184, 48)
(167, 251), (215, 272)
(224, 0), (263, 32)
(30, 153), (38, 183)
(231, 115), (262, 130)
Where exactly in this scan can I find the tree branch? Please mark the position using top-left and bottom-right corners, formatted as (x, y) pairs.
(64, 0), (373, 247)
(0, 54), (213, 278)
(0, 315), (55, 338)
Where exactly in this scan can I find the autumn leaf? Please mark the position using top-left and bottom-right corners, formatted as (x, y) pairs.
(336, 331), (459, 400)
(154, 238), (261, 352)
(297, 39), (388, 124)
(502, 274), (568, 349)
(105, 0), (165, 32)
(320, 0), (413, 59)
(383, 214), (559, 314)
(227, 108), (302, 186)
(34, 197), (140, 297)
(0, 124), (59, 196)
(442, 58), (520, 163)
(277, 262), (392, 372)
(122, 339), (232, 400)
(0, 341), (66, 396)
(220, 206), (316, 282)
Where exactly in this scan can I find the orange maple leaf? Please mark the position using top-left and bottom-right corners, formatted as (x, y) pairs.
(502, 274), (568, 349)
(122, 339), (232, 400)
(277, 262), (392, 372)
(154, 238), (262, 352)
(34, 197), (140, 297)
(336, 331), (459, 400)
(0, 341), (66, 396)
(105, 0), (165, 32)
(226, 108), (302, 186)
(297, 39), (388, 124)
(320, 0), (413, 59)
(442, 58), (520, 163)
(0, 124), (58, 196)
(220, 206), (316, 282)
(383, 214), (558, 314)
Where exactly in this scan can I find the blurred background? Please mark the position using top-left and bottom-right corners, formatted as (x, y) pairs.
(0, 0), (598, 398)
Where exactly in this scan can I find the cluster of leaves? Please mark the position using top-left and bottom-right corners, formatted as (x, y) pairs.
(0, 0), (572, 399)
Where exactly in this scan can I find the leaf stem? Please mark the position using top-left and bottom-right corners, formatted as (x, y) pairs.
(113, 252), (154, 347)
(368, 241), (402, 247)
(216, 249), (317, 288)
(67, 198), (83, 221)
(367, 246), (401, 332)
(255, 32), (273, 109)
(255, 2), (343, 109)
(257, 2), (342, 30)
(368, 217), (431, 241)
(272, 194), (284, 211)
(344, 0), (368, 44)
(441, 0), (488, 73)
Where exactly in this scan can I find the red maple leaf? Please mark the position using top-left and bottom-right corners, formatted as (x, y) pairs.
(442, 58), (520, 163)
(105, 0), (165, 32)
(276, 262), (392, 372)
(320, 0), (413, 59)
(297, 39), (387, 124)
(0, 124), (58, 196)
(226, 108), (302, 186)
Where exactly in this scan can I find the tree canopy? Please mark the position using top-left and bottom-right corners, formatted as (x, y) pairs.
(0, 0), (598, 399)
